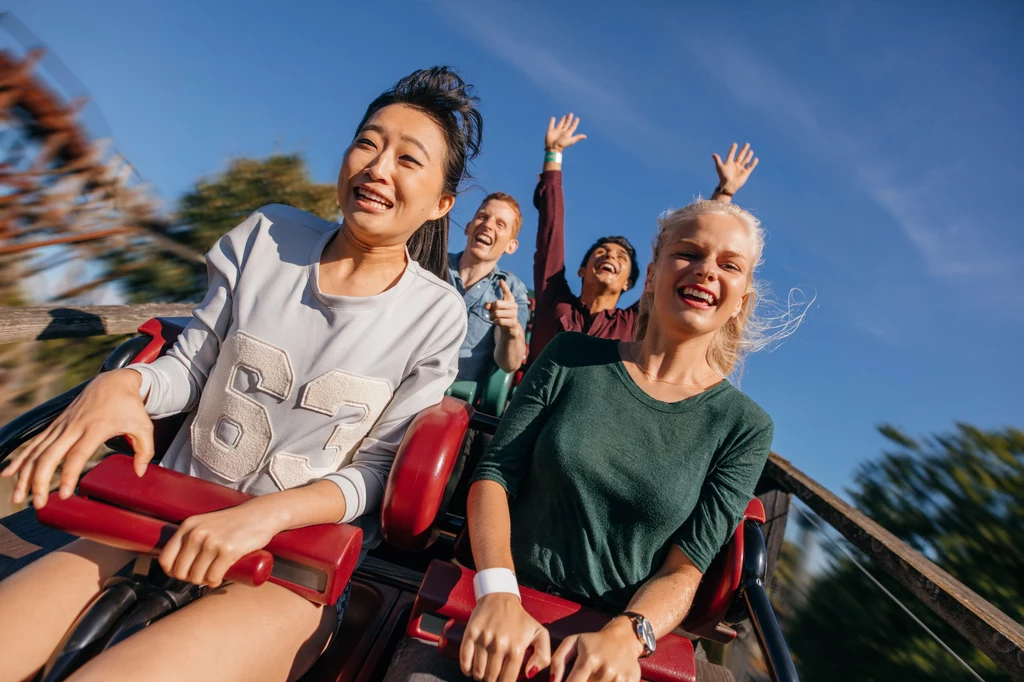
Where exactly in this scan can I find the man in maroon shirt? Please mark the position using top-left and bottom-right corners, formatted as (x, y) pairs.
(529, 113), (760, 361)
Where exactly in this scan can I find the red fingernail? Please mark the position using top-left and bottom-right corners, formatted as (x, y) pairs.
(526, 666), (538, 679)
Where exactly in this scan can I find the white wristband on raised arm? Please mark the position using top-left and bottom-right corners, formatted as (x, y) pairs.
(472, 568), (521, 602)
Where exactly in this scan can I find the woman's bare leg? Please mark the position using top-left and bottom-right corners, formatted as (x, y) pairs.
(69, 580), (337, 682)
(0, 538), (133, 682)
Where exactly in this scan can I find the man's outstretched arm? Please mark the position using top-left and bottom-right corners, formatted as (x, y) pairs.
(533, 113), (587, 297)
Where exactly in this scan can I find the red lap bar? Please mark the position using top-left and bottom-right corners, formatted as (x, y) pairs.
(36, 495), (273, 587)
(409, 560), (697, 682)
(77, 455), (362, 605)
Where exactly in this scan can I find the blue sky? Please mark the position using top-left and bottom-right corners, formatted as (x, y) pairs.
(4, 1), (1022, 497)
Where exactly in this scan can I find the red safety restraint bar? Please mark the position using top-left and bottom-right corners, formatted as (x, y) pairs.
(39, 455), (363, 605)
(408, 560), (697, 682)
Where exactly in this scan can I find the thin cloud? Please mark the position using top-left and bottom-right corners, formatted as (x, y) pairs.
(436, 0), (666, 156)
(443, 5), (1013, 283)
(686, 38), (1014, 281)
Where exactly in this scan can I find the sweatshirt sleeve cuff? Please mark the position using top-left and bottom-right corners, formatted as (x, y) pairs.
(126, 364), (154, 404)
(325, 470), (368, 524)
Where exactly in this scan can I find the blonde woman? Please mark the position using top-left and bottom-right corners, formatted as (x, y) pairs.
(389, 200), (782, 682)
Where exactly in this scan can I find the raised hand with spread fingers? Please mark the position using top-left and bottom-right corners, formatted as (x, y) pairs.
(711, 142), (759, 203)
(543, 113), (587, 170)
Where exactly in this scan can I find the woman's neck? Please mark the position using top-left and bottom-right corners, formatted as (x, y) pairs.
(627, 325), (719, 387)
(318, 222), (408, 297)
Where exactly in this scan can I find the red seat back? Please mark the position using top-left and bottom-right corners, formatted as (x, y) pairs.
(680, 498), (766, 642)
(380, 397), (472, 551)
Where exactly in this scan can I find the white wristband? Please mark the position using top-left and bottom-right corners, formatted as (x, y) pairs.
(472, 568), (521, 602)
(544, 149), (563, 165)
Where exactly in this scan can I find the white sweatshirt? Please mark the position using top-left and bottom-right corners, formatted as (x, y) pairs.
(129, 204), (467, 545)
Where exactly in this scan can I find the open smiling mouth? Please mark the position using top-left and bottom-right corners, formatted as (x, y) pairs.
(353, 187), (394, 212)
(678, 285), (717, 309)
(597, 262), (618, 275)
(474, 233), (494, 247)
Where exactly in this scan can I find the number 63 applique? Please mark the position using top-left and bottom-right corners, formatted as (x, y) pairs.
(190, 331), (393, 490)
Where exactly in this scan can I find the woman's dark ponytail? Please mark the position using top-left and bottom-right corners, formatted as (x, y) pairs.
(355, 66), (483, 280)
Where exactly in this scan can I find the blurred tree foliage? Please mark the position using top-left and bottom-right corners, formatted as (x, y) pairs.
(113, 153), (338, 302)
(786, 424), (1022, 681)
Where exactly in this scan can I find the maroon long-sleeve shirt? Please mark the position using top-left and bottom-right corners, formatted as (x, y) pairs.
(529, 170), (638, 363)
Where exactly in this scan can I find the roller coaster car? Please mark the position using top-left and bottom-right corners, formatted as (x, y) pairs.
(0, 318), (798, 682)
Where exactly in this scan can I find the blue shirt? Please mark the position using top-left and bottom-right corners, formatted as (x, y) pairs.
(448, 252), (531, 384)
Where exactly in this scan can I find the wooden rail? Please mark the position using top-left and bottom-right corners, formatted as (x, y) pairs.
(764, 452), (1024, 678)
(0, 304), (195, 345)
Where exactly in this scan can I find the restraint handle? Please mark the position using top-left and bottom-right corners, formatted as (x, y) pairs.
(36, 495), (273, 587)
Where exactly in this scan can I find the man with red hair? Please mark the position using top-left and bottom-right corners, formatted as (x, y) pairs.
(448, 193), (531, 384)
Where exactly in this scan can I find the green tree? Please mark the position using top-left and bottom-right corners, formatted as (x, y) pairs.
(176, 154), (338, 251)
(786, 424), (1022, 681)
(115, 153), (338, 302)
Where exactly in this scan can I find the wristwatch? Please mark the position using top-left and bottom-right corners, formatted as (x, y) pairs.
(622, 611), (656, 658)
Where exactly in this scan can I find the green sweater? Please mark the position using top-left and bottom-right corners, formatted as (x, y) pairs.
(471, 333), (773, 611)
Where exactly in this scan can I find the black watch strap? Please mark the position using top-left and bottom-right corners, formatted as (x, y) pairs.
(622, 611), (656, 658)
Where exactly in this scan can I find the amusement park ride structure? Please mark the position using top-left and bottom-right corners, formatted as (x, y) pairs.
(0, 12), (204, 299)
(0, 13), (202, 420)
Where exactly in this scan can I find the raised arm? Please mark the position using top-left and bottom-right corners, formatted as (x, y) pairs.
(543, 113), (587, 173)
(530, 115), (588, 361)
(711, 142), (760, 203)
(533, 114), (587, 300)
